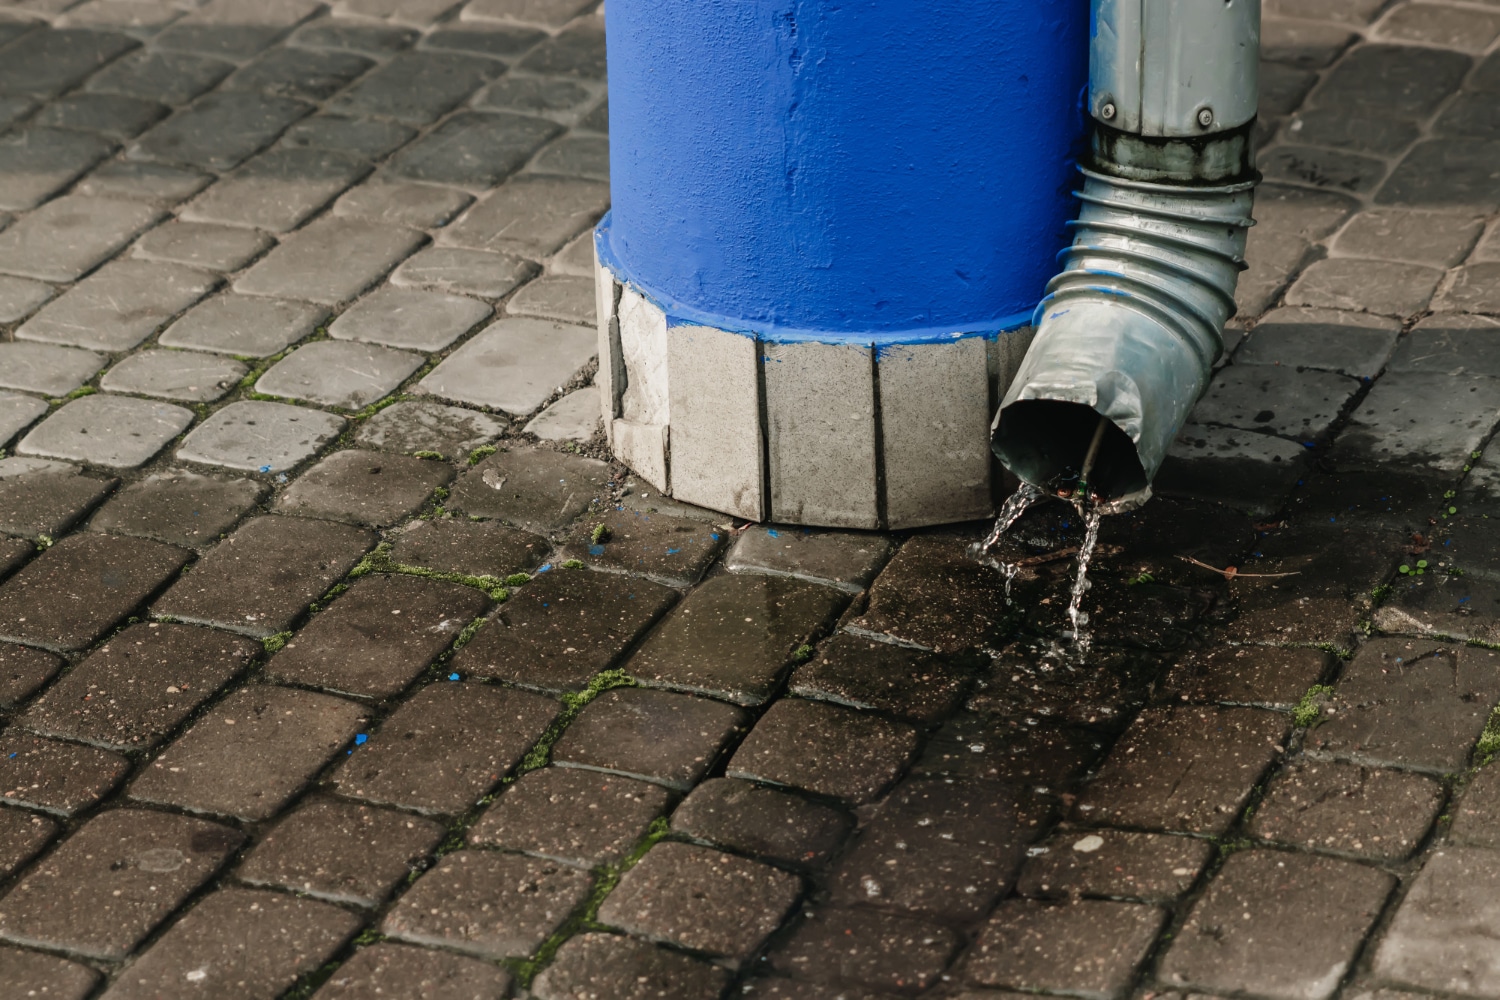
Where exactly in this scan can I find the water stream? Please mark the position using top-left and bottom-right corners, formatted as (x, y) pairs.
(1064, 506), (1103, 654)
(968, 482), (1048, 603)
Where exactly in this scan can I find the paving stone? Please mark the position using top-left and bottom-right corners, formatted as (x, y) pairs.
(741, 981), (901, 1000)
(1189, 367), (1359, 443)
(0, 345), (103, 398)
(130, 684), (368, 821)
(329, 286), (491, 352)
(1283, 107), (1420, 156)
(554, 686), (747, 790)
(1452, 764), (1500, 849)
(0, 645), (63, 707)
(1436, 91), (1500, 141)
(1314, 43), (1471, 117)
(332, 682), (556, 813)
(0, 276), (54, 325)
(462, 0), (595, 26)
(549, 230), (596, 276)
(726, 526), (894, 593)
(1262, 18), (1355, 69)
(0, 809), (242, 960)
(87, 49), (235, 106)
(1237, 226), (1316, 318)
(1434, 263), (1500, 316)
(0, 27), (139, 98)
(560, 506), (726, 587)
(258, 340), (424, 409)
(0, 460), (115, 540)
(101, 886), (362, 1000)
(1284, 258), (1442, 318)
(292, 16), (420, 53)
(963, 640), (1160, 730)
(153, 0), (324, 59)
(421, 22), (545, 58)
(1373, 847), (1500, 995)
(181, 147), (370, 233)
(789, 634), (968, 724)
(238, 798), (444, 907)
(382, 850), (590, 959)
(180, 400), (347, 475)
(520, 20), (606, 79)
(475, 75), (593, 114)
(1334, 372), (1500, 475)
(1388, 315), (1500, 377)
(332, 52), (501, 125)
(0, 126), (117, 211)
(1017, 828), (1211, 904)
(1235, 307), (1400, 378)
(771, 907), (961, 997)
(269, 574), (490, 698)
(130, 92), (312, 172)
(1158, 646), (1333, 709)
(529, 135), (609, 181)
(389, 517), (546, 577)
(630, 574), (848, 705)
(1380, 139), (1500, 210)
(508, 273), (596, 325)
(275, 118), (412, 165)
(1073, 706), (1289, 835)
(1255, 183), (1360, 243)
(18, 394), (193, 469)
(224, 46), (374, 102)
(1161, 849), (1394, 1000)
(452, 568), (677, 691)
(599, 841), (802, 963)
(0, 731), (130, 815)
(276, 449), (453, 526)
(469, 766), (669, 866)
(448, 446), (609, 532)
(1259, 145), (1387, 196)
(1251, 758), (1441, 860)
(100, 349), (246, 403)
(354, 400), (507, 459)
(578, 99), (607, 131)
(914, 714), (1102, 790)
(1259, 62), (1317, 118)
(58, 0), (184, 36)
(0, 946), (96, 1000)
(315, 942), (513, 1000)
(0, 195), (163, 283)
(1333, 209), (1483, 268)
(533, 931), (733, 1000)
(1376, 565), (1500, 646)
(22, 622), (256, 750)
(845, 535), (1014, 653)
(525, 386), (601, 441)
(671, 777), (851, 867)
(1379, 2), (1500, 52)
(0, 533), (189, 652)
(441, 175), (610, 258)
(727, 698), (917, 805)
(153, 514), (371, 635)
(88, 469), (265, 546)
(159, 293), (327, 357)
(339, 0), (464, 25)
(18, 259), (219, 352)
(333, 180), (473, 229)
(235, 216), (426, 305)
(419, 316), (596, 413)
(35, 92), (166, 139)
(75, 160), (211, 203)
(965, 899), (1165, 1000)
(389, 110), (561, 188)
(391, 246), (539, 299)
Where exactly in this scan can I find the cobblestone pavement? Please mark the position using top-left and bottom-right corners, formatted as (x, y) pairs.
(0, 0), (1499, 998)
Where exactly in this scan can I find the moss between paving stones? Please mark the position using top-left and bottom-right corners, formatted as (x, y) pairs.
(348, 540), (511, 600)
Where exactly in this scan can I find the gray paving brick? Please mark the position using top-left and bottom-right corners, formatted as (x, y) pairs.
(523, 387), (598, 442)
(130, 684), (369, 821)
(741, 981), (899, 1000)
(134, 219), (273, 272)
(238, 798), (444, 906)
(475, 75), (593, 114)
(382, 851), (591, 959)
(101, 887), (361, 1000)
(1260, 61), (1317, 117)
(0, 27), (139, 98)
(354, 400), (507, 458)
(130, 92), (312, 171)
(0, 275), (54, 324)
(1235, 307), (1400, 378)
(966, 899), (1165, 1000)
(234, 216), (426, 305)
(0, 947), (96, 1000)
(469, 766), (670, 867)
(57, 0), (184, 36)
(1314, 43), (1472, 117)
(1379, 1), (1500, 52)
(87, 468), (264, 546)
(181, 147), (370, 233)
(672, 777), (852, 867)
(333, 180), (473, 228)
(549, 230), (596, 276)
(1436, 90), (1500, 141)
(101, 349), (246, 403)
(1434, 262), (1500, 316)
(1333, 209), (1484, 268)
(554, 687), (747, 790)
(1333, 372), (1500, 474)
(0, 195), (164, 283)
(441, 174), (610, 258)
(0, 96), (28, 132)
(1452, 764), (1500, 849)
(728, 698), (918, 804)
(561, 506), (725, 587)
(0, 126), (116, 211)
(536, 932), (732, 1000)
(509, 273), (595, 324)
(224, 46), (374, 102)
(1374, 847), (1500, 995)
(153, 0), (325, 60)
(277, 449), (452, 526)
(1237, 229), (1314, 318)
(1286, 258), (1443, 318)
(0, 344), (105, 398)
(1158, 646), (1333, 710)
(317, 943), (512, 1000)
(17, 259), (219, 352)
(447, 446), (609, 531)
(331, 51), (501, 124)
(279, 114), (417, 158)
(1262, 17), (1355, 69)
(790, 634), (968, 723)
(390, 245), (538, 297)
(337, 0), (464, 26)
(389, 110), (561, 188)
(17, 394), (193, 469)
(578, 98), (607, 132)
(1251, 759), (1442, 860)
(177, 400), (346, 473)
(0, 459), (115, 540)
(87, 49), (235, 106)
(0, 808), (57, 878)
(75, 160), (211, 203)
(1189, 367), (1359, 443)
(519, 19), (605, 79)
(23, 622), (256, 750)
(1260, 144), (1386, 196)
(419, 316), (595, 413)
(0, 392), (48, 448)
(256, 340), (424, 410)
(725, 526), (895, 593)
(462, 0), (595, 27)
(1379, 139), (1500, 210)
(421, 22), (545, 58)
(1283, 107), (1419, 155)
(291, 16), (420, 53)
(1017, 828), (1212, 904)
(389, 517), (546, 576)
(1390, 315), (1500, 377)
(159, 293), (327, 357)
(845, 534), (1016, 652)
(0, 731), (131, 815)
(771, 907), (961, 997)
(35, 92), (166, 139)
(530, 134), (608, 182)
(0, 536), (34, 584)
(0, 809), (243, 960)
(153, 514), (372, 635)
(330, 286), (491, 352)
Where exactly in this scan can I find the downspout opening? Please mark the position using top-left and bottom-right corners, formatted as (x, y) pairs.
(994, 399), (1147, 502)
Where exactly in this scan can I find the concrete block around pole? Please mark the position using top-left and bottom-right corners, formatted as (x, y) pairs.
(666, 324), (763, 522)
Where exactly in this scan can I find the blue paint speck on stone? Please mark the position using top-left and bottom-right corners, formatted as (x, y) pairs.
(589, 544), (605, 555)
(449, 672), (460, 681)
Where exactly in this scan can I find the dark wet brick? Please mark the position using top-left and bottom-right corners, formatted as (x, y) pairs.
(469, 766), (670, 867)
(0, 731), (131, 816)
(728, 698), (918, 805)
(741, 981), (901, 1000)
(276, 450), (453, 527)
(554, 687), (747, 791)
(519, 21), (606, 79)
(1073, 706), (1289, 835)
(771, 907), (961, 996)
(268, 574), (491, 698)
(0, 27), (139, 99)
(1371, 847), (1500, 995)
(0, 538), (29, 581)
(846, 535), (1013, 652)
(449, 447), (610, 534)
(153, 515), (374, 637)
(562, 506), (727, 587)
(631, 574), (848, 705)
(1375, 571), (1500, 646)
(238, 798), (444, 907)
(599, 841), (801, 962)
(914, 714), (1102, 790)
(967, 641), (1161, 730)
(1451, 763), (1500, 848)
(965, 899), (1166, 1000)
(1287, 468), (1453, 532)
(333, 52), (502, 124)
(671, 777), (852, 868)
(1379, 139), (1500, 210)
(1159, 645), (1332, 709)
(1251, 759), (1442, 860)
(1159, 850), (1394, 1000)
(0, 645), (62, 708)
(533, 932), (733, 1000)
(389, 517), (548, 578)
(331, 682), (557, 813)
(103, 887), (361, 1000)
(317, 942), (513, 1000)
(453, 568), (676, 692)
(87, 470), (265, 547)
(790, 633), (969, 723)
(0, 946), (97, 1000)
(0, 808), (56, 877)
(130, 684), (368, 821)
(1308, 638), (1500, 773)
(1017, 828), (1212, 904)
(0, 533), (190, 652)
(0, 809), (243, 960)
(726, 526), (895, 593)
(382, 850), (591, 959)
(21, 623), (256, 750)
(0, 466), (115, 540)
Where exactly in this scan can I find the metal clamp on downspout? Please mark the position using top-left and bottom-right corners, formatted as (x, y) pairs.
(992, 0), (1260, 508)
